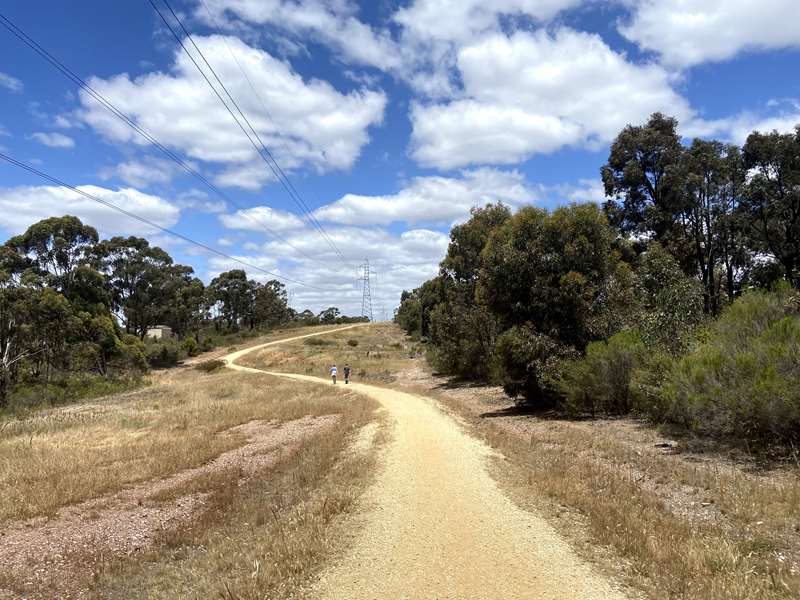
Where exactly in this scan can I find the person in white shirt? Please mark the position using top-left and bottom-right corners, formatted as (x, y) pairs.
(330, 364), (338, 384)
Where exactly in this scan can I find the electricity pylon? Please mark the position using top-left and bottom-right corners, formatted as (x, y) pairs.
(359, 259), (374, 322)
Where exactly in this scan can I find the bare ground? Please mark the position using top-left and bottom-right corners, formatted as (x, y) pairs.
(0, 415), (336, 599)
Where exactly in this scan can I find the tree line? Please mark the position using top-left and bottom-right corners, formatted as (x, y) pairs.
(0, 215), (365, 408)
(396, 114), (800, 448)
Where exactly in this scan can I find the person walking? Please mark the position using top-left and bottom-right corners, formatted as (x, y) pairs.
(330, 364), (338, 384)
(343, 364), (351, 384)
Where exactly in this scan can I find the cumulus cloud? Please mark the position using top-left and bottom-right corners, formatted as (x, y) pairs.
(0, 184), (180, 237)
(29, 132), (75, 149)
(394, 0), (581, 44)
(198, 0), (402, 71)
(0, 72), (23, 94)
(621, 0), (800, 68)
(219, 205), (306, 233)
(681, 99), (800, 144)
(99, 157), (178, 187)
(410, 29), (694, 169)
(314, 168), (535, 226)
(220, 224), (449, 314)
(79, 35), (386, 189)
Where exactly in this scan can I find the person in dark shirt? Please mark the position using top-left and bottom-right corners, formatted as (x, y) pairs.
(343, 364), (351, 384)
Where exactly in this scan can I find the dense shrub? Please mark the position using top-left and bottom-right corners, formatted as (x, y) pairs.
(559, 330), (645, 416)
(656, 287), (800, 445)
(181, 336), (200, 357)
(145, 339), (182, 368)
(347, 339), (359, 347)
(304, 336), (332, 346)
(493, 324), (576, 403)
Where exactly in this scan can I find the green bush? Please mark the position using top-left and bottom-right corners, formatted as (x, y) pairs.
(559, 330), (645, 416)
(111, 335), (148, 374)
(200, 337), (216, 352)
(145, 339), (182, 368)
(657, 288), (800, 446)
(347, 339), (359, 347)
(493, 324), (576, 404)
(181, 336), (200, 357)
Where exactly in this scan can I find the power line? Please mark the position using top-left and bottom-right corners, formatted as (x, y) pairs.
(149, 0), (347, 263)
(0, 152), (328, 292)
(196, 0), (354, 270)
(0, 11), (332, 269)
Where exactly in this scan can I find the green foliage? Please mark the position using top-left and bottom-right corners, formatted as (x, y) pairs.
(494, 324), (577, 403)
(144, 339), (182, 369)
(181, 336), (201, 357)
(741, 127), (800, 287)
(428, 300), (499, 380)
(657, 288), (800, 445)
(559, 330), (645, 416)
(635, 244), (705, 354)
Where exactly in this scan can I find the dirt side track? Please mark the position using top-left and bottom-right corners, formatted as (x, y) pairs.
(227, 327), (633, 600)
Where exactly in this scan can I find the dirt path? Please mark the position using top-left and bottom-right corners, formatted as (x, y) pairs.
(227, 327), (633, 599)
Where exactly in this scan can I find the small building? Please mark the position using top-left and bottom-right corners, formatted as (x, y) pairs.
(147, 325), (173, 340)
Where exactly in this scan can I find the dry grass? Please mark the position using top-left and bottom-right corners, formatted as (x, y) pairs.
(413, 380), (800, 600)
(93, 390), (382, 599)
(0, 363), (359, 524)
(321, 322), (800, 600)
(238, 322), (419, 384)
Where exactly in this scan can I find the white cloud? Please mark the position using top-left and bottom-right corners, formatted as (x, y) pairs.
(555, 178), (606, 204)
(219, 205), (306, 233)
(99, 157), (177, 187)
(410, 29), (694, 169)
(0, 124), (9, 137)
(198, 0), (402, 71)
(395, 0), (581, 43)
(620, 0), (800, 68)
(0, 184), (180, 237)
(79, 35), (386, 187)
(220, 224), (449, 315)
(314, 168), (535, 226)
(0, 72), (23, 94)
(681, 99), (800, 144)
(29, 132), (75, 149)
(177, 189), (228, 214)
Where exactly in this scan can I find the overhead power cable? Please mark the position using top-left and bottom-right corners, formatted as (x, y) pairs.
(0, 152), (328, 292)
(150, 0), (348, 263)
(0, 11), (332, 268)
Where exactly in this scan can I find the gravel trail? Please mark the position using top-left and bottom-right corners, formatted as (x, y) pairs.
(227, 326), (632, 600)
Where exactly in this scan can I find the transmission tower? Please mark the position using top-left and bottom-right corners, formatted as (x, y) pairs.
(359, 259), (374, 322)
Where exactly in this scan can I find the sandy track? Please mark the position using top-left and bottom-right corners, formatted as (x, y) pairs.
(227, 326), (632, 600)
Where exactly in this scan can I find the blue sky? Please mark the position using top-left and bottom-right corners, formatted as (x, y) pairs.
(1, 0), (799, 315)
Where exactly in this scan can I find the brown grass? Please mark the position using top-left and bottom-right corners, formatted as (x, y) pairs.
(93, 388), (382, 599)
(239, 322), (419, 384)
(0, 363), (362, 524)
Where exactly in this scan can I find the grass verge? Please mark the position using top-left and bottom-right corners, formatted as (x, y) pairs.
(0, 366), (355, 524)
(93, 387), (381, 599)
